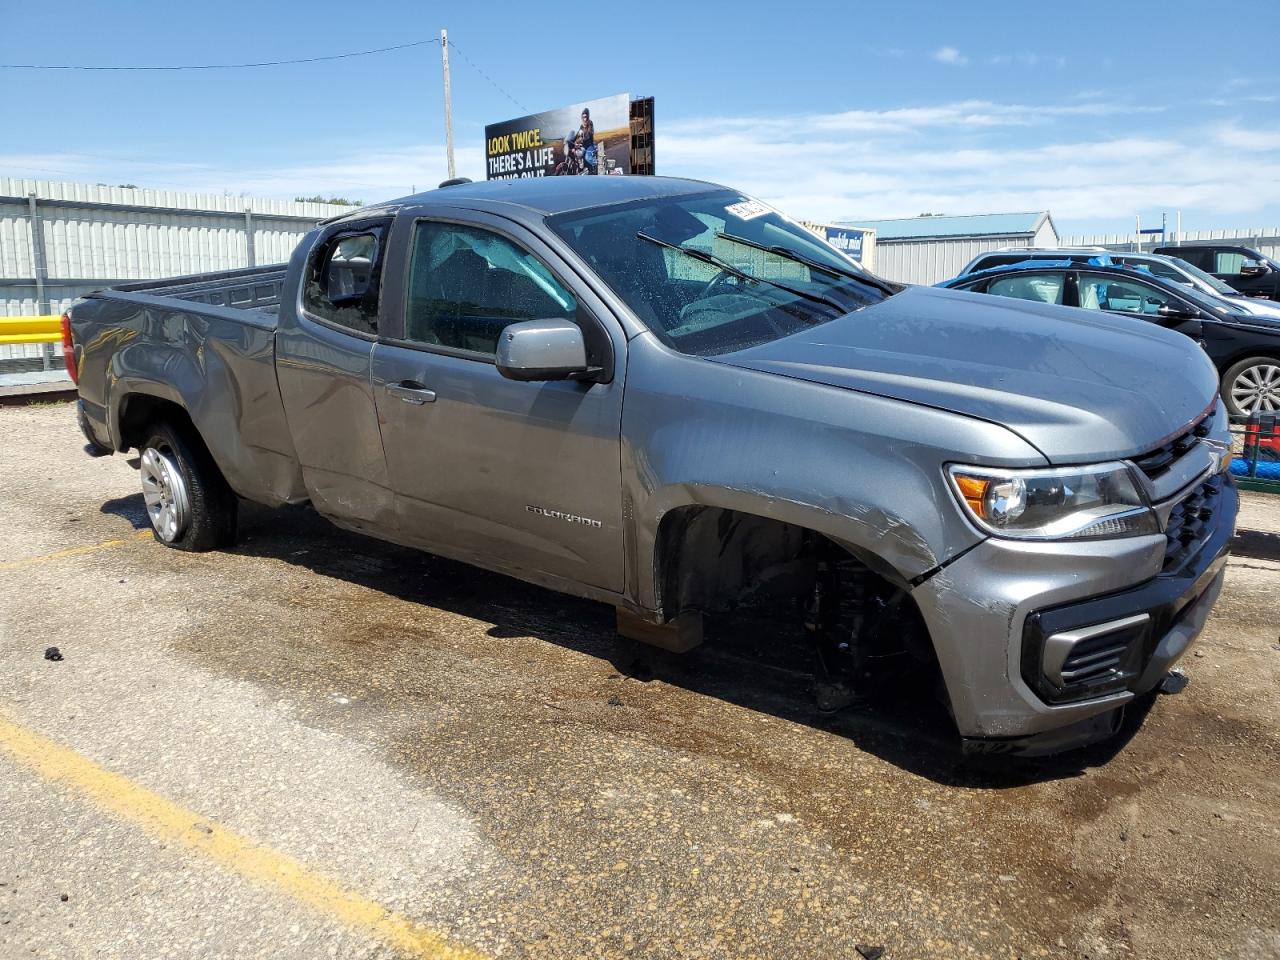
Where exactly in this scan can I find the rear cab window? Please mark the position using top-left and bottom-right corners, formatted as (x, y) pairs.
(303, 227), (386, 336)
(1169, 247), (1212, 271)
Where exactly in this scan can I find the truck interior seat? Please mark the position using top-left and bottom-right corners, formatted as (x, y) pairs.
(326, 256), (372, 300)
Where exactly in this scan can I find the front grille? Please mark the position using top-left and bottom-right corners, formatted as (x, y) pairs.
(1132, 414), (1212, 480)
(1163, 474), (1223, 574)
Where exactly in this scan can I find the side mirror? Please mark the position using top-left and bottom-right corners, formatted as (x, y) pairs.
(1240, 259), (1268, 277)
(495, 318), (593, 382)
(1156, 304), (1197, 322)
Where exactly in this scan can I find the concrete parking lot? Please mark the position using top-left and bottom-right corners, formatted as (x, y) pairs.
(1, 400), (1278, 960)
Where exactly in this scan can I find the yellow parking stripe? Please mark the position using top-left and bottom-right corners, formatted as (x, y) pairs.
(0, 529), (155, 571)
(0, 715), (488, 960)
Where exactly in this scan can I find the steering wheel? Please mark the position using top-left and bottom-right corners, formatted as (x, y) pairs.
(699, 269), (745, 300)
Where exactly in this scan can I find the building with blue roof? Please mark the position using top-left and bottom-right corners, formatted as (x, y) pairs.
(838, 211), (1059, 285)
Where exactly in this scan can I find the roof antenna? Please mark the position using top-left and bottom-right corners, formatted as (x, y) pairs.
(438, 177), (473, 188)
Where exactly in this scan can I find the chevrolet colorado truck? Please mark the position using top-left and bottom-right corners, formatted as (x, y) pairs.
(66, 176), (1238, 755)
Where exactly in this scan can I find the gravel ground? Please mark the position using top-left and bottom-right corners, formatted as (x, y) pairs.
(0, 400), (1277, 960)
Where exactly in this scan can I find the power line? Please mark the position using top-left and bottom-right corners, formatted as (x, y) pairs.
(444, 39), (526, 112)
(1, 34), (529, 115)
(0, 38), (440, 71)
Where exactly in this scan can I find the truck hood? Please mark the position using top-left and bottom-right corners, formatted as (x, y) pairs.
(712, 285), (1218, 463)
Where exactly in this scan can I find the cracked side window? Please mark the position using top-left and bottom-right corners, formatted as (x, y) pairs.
(304, 230), (383, 336)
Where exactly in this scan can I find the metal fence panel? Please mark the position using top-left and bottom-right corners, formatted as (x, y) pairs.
(0, 178), (353, 317)
(1062, 228), (1280, 261)
(875, 237), (1031, 285)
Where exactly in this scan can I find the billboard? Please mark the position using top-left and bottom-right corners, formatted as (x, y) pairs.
(485, 94), (647, 180)
(803, 222), (876, 269)
(824, 227), (868, 261)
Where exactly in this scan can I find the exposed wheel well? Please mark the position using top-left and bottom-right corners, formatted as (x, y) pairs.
(653, 505), (945, 720)
(653, 505), (932, 654)
(117, 394), (197, 453)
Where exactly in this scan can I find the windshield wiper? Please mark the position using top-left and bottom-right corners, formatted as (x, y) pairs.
(714, 231), (899, 297)
(636, 232), (846, 313)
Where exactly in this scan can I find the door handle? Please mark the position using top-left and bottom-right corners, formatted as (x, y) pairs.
(385, 381), (436, 405)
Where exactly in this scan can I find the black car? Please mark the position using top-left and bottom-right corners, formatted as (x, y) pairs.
(1153, 243), (1280, 302)
(939, 260), (1280, 416)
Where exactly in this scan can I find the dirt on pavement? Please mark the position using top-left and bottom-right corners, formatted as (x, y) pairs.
(1, 400), (1277, 960)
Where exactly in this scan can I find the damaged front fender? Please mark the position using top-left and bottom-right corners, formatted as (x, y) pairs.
(619, 333), (1047, 613)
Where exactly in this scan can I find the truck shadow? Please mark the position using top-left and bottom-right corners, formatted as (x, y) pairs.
(115, 494), (1154, 789)
(1231, 529), (1280, 563)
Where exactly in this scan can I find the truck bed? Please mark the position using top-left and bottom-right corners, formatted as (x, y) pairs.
(70, 263), (306, 507)
(107, 264), (288, 320)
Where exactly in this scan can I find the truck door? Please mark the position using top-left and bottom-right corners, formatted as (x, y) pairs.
(1209, 246), (1280, 301)
(370, 213), (626, 593)
(276, 220), (396, 533)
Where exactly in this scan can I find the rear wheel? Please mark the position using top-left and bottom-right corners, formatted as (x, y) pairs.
(139, 422), (237, 551)
(1223, 356), (1280, 416)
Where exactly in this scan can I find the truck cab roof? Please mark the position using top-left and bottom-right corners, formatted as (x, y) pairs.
(326, 176), (730, 225)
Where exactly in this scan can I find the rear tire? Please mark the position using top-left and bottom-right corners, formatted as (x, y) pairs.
(1222, 356), (1280, 417)
(139, 422), (237, 551)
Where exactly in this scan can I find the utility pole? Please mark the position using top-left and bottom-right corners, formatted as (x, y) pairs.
(441, 28), (456, 180)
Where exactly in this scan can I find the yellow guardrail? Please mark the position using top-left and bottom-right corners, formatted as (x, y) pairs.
(0, 315), (62, 346)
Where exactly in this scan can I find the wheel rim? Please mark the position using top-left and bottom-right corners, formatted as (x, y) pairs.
(1230, 363), (1280, 414)
(140, 446), (191, 543)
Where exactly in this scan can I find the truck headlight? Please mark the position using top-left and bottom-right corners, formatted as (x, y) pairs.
(947, 463), (1157, 540)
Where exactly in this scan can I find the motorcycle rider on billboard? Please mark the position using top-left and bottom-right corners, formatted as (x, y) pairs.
(555, 128), (584, 176)
(579, 107), (597, 175)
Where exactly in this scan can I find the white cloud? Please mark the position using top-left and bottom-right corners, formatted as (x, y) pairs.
(0, 144), (488, 201)
(657, 104), (1280, 224)
(5, 102), (1279, 232)
(1214, 125), (1280, 152)
(933, 46), (968, 66)
(988, 52), (1067, 68)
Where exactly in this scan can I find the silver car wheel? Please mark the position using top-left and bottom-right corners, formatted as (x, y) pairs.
(140, 446), (191, 543)
(1230, 362), (1280, 414)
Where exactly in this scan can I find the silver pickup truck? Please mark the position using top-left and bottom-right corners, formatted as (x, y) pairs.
(66, 176), (1237, 756)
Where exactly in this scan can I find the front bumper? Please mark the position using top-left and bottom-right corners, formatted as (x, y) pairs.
(911, 474), (1237, 748)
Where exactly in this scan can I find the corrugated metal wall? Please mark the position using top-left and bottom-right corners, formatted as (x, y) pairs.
(0, 179), (351, 317)
(875, 236), (1033, 285)
(1062, 227), (1280, 261)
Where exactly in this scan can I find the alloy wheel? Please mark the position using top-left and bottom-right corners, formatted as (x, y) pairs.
(140, 446), (192, 543)
(1230, 362), (1280, 414)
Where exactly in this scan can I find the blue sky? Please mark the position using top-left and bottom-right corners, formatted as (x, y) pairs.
(2, 0), (1278, 236)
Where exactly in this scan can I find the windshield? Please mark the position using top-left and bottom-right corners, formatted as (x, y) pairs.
(1152, 274), (1237, 316)
(548, 190), (896, 356)
(1166, 256), (1239, 295)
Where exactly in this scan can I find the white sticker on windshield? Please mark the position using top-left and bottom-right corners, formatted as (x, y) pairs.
(725, 199), (770, 221)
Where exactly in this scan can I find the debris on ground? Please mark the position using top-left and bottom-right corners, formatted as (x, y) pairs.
(1160, 669), (1190, 694)
(856, 945), (886, 960)
(43, 646), (63, 662)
